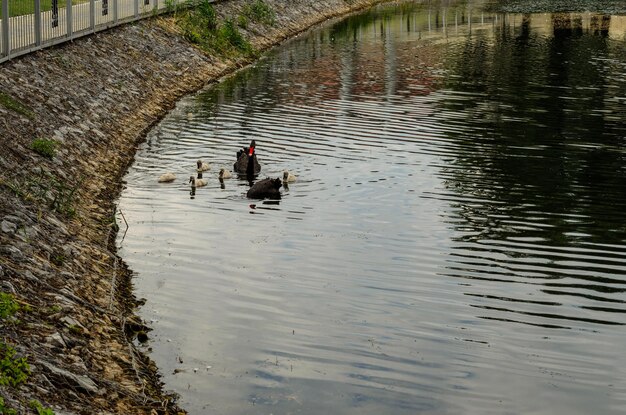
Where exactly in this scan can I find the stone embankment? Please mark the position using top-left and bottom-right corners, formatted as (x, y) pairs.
(0, 0), (381, 413)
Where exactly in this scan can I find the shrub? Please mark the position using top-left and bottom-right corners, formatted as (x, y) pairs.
(0, 343), (30, 387)
(0, 397), (18, 415)
(30, 400), (56, 415)
(0, 293), (19, 320)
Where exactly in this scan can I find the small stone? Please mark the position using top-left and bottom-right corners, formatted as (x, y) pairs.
(60, 316), (82, 328)
(40, 361), (99, 394)
(23, 270), (38, 282)
(1, 220), (17, 234)
(3, 215), (20, 222)
(0, 245), (24, 261)
(46, 332), (67, 349)
(0, 280), (16, 294)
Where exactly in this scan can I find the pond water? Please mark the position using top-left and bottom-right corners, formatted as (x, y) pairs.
(116, 1), (626, 414)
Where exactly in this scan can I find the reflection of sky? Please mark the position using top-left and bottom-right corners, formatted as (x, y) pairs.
(118, 2), (626, 414)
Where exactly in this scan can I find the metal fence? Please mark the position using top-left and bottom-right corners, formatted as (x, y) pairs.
(0, 0), (193, 63)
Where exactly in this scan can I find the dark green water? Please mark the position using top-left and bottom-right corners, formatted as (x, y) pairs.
(117, 2), (626, 414)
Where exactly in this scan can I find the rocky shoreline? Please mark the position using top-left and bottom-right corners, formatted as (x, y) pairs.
(0, 0), (382, 413)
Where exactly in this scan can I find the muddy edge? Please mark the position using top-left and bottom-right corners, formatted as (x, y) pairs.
(0, 0), (386, 413)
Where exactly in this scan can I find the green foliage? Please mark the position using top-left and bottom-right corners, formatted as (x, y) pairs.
(31, 138), (58, 159)
(177, 7), (255, 58)
(197, 0), (217, 29)
(0, 91), (34, 119)
(0, 293), (20, 320)
(237, 13), (248, 29)
(219, 19), (251, 52)
(0, 397), (18, 415)
(164, 0), (177, 14)
(181, 25), (202, 44)
(0, 343), (30, 387)
(30, 400), (56, 415)
(242, 0), (276, 26)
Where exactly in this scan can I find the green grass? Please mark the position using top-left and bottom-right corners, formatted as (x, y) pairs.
(0, 91), (34, 119)
(178, 1), (255, 58)
(31, 138), (58, 159)
(219, 19), (251, 52)
(242, 0), (276, 26)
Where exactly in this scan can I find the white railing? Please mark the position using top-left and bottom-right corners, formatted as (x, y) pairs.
(0, 0), (196, 63)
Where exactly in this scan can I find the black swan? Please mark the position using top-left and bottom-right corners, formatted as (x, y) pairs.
(246, 177), (282, 200)
(234, 140), (261, 175)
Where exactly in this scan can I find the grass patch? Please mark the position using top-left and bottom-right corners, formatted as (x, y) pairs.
(242, 0), (276, 26)
(1, 173), (81, 218)
(31, 138), (58, 159)
(0, 343), (30, 387)
(219, 19), (251, 52)
(177, 0), (255, 58)
(237, 14), (248, 29)
(0, 293), (20, 320)
(0, 91), (34, 119)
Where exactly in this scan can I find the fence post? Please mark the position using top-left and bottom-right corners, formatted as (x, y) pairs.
(66, 0), (72, 37)
(34, 0), (41, 45)
(134, 0), (138, 18)
(1, 0), (8, 57)
(90, 0), (95, 31)
(113, 0), (117, 23)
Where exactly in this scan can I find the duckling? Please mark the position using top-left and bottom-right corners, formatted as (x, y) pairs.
(219, 168), (233, 179)
(158, 172), (176, 183)
(197, 160), (211, 172)
(283, 170), (297, 183)
(189, 175), (208, 188)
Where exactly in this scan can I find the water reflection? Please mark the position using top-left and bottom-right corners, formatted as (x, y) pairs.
(117, 1), (626, 414)
(434, 1), (626, 330)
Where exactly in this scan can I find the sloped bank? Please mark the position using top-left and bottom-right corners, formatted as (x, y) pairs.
(0, 0), (383, 413)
